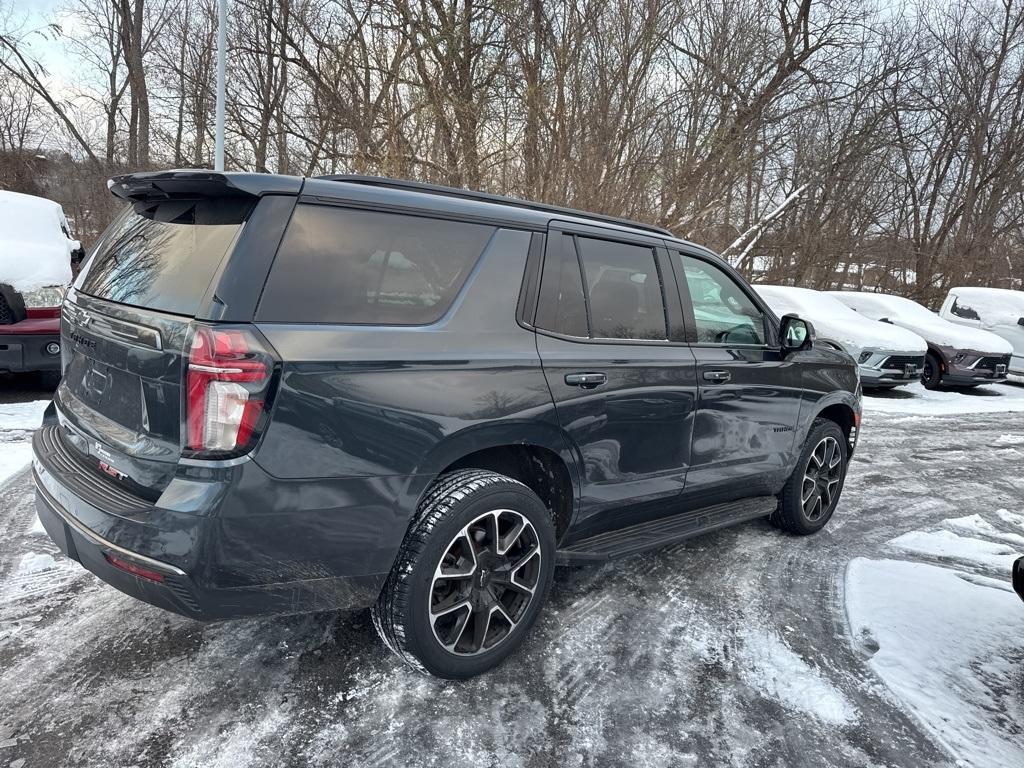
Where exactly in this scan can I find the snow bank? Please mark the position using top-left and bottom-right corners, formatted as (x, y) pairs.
(755, 285), (926, 355)
(887, 529), (1017, 571)
(846, 558), (1024, 768)
(0, 400), (49, 487)
(863, 380), (1024, 416)
(0, 442), (33, 487)
(830, 291), (1013, 354)
(0, 400), (49, 431)
(0, 191), (76, 292)
(943, 514), (1024, 548)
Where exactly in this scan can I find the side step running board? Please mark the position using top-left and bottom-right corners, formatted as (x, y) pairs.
(556, 496), (778, 564)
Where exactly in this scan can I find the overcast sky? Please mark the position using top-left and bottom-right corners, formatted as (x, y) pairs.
(7, 0), (75, 81)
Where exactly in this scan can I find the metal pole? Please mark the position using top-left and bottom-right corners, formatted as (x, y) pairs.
(214, 0), (227, 171)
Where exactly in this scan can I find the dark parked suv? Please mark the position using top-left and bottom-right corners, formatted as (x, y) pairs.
(33, 171), (861, 678)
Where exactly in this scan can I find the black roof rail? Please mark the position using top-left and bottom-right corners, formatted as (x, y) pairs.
(316, 174), (674, 238)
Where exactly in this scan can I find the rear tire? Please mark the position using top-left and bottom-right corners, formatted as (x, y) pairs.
(372, 469), (556, 679)
(921, 352), (943, 389)
(773, 419), (848, 535)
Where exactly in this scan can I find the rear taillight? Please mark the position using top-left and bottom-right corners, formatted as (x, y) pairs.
(185, 324), (277, 456)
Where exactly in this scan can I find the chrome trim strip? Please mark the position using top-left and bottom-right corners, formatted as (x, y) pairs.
(188, 363), (243, 374)
(63, 301), (163, 351)
(33, 468), (187, 577)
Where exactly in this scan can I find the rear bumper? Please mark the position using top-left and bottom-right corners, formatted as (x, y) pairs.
(0, 323), (61, 372)
(32, 424), (397, 620)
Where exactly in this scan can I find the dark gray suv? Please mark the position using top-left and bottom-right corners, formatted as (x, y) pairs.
(33, 171), (861, 678)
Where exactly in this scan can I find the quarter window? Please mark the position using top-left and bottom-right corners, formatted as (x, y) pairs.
(535, 234), (589, 337)
(257, 205), (494, 324)
(678, 255), (766, 345)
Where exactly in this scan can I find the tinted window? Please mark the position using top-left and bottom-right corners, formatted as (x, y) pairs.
(949, 298), (980, 321)
(535, 234), (588, 337)
(679, 255), (766, 344)
(258, 205), (494, 324)
(578, 237), (666, 340)
(76, 199), (249, 316)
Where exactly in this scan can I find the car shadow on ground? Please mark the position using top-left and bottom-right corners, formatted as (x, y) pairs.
(943, 386), (1003, 397)
(866, 383), (1012, 400)
(863, 387), (916, 400)
(0, 373), (57, 404)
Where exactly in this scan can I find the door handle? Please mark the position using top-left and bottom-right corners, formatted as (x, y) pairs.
(702, 369), (731, 383)
(565, 372), (607, 389)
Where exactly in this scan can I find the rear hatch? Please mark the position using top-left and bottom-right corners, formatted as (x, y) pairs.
(56, 191), (257, 496)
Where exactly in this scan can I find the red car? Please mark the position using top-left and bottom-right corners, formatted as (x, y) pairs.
(0, 191), (83, 380)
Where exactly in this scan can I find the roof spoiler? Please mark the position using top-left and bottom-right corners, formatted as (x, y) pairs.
(108, 170), (303, 203)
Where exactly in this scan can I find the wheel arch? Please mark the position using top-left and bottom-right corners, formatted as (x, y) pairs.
(401, 422), (582, 543)
(805, 392), (860, 455)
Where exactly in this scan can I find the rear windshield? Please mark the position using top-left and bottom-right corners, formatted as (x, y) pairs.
(257, 204), (495, 325)
(75, 198), (249, 316)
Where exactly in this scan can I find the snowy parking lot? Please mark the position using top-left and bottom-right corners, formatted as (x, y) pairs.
(1, 382), (1022, 767)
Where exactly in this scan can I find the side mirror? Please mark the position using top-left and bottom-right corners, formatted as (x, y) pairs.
(781, 313), (814, 353)
(1017, 317), (1024, 327)
(71, 247), (86, 265)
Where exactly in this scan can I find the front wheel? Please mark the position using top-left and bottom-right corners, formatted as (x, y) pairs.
(773, 419), (849, 535)
(372, 469), (556, 679)
(921, 352), (943, 389)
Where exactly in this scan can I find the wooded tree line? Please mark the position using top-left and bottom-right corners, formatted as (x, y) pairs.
(2, 0), (1023, 304)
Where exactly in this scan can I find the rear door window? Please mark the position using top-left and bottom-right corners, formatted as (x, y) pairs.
(257, 205), (494, 324)
(577, 236), (667, 340)
(76, 198), (250, 316)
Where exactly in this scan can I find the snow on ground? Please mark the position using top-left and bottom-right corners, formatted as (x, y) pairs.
(0, 383), (1023, 766)
(846, 518), (1024, 767)
(944, 513), (1024, 548)
(734, 626), (856, 725)
(864, 381), (1024, 416)
(0, 400), (47, 486)
(887, 529), (1018, 572)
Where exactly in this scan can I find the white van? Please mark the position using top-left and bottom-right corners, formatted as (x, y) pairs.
(940, 287), (1024, 381)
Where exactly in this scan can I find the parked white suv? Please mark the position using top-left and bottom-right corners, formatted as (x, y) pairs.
(940, 287), (1024, 382)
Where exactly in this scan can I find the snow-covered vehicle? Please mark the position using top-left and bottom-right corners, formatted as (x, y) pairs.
(0, 191), (83, 378)
(755, 285), (927, 389)
(830, 291), (1013, 389)
(939, 287), (1024, 383)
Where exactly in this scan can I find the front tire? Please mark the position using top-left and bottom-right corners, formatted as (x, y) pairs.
(372, 469), (556, 679)
(773, 419), (849, 535)
(921, 352), (943, 389)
